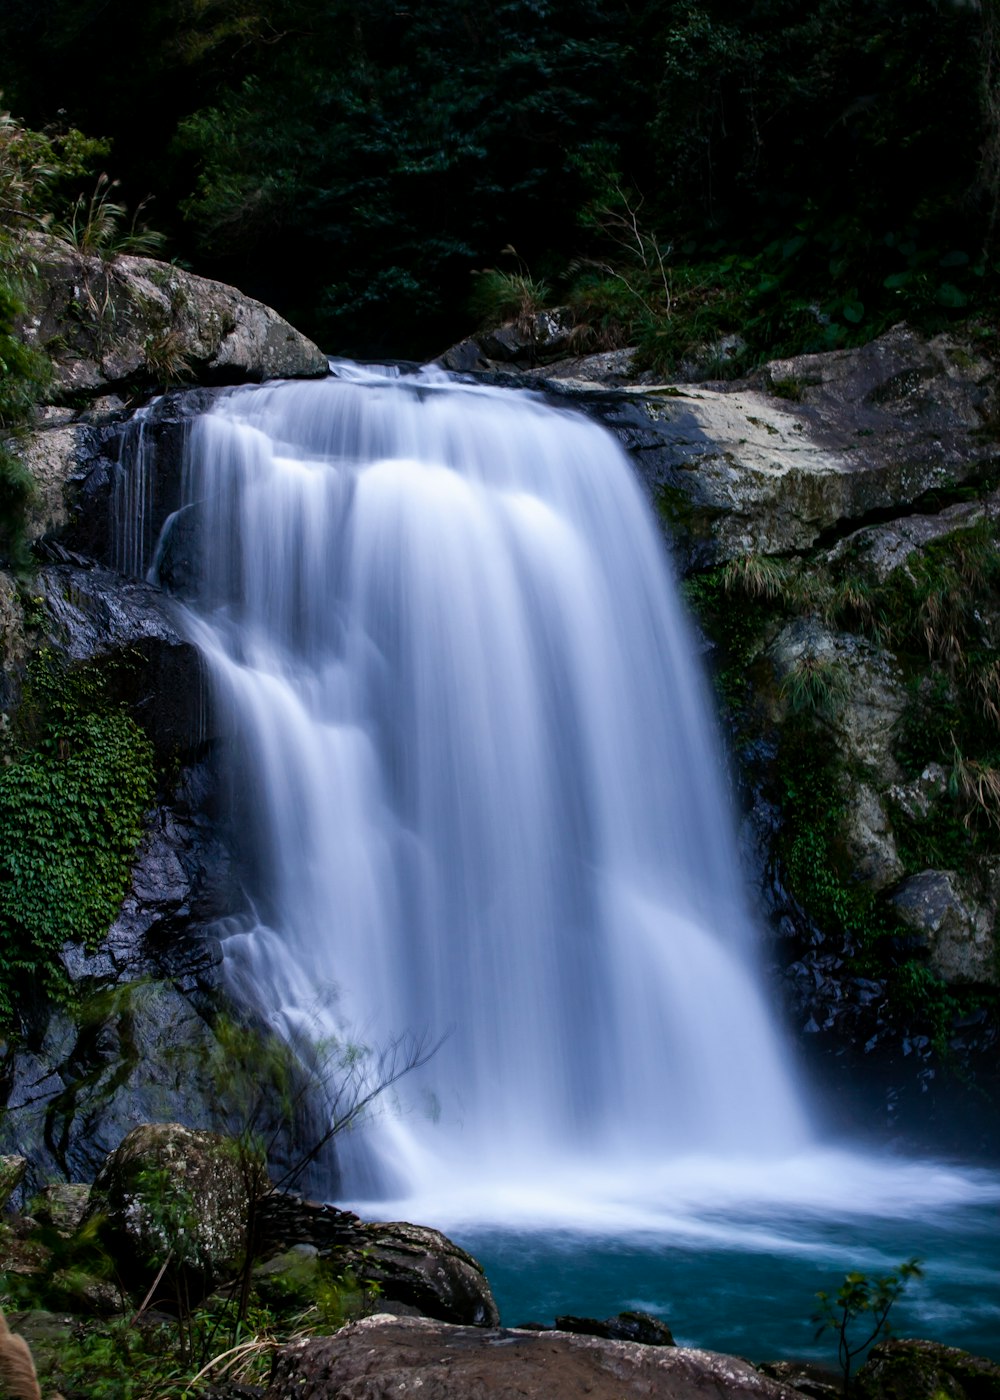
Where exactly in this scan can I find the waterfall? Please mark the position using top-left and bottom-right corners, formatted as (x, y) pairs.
(152, 362), (811, 1202)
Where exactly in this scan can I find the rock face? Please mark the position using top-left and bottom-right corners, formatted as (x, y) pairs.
(551, 324), (997, 573)
(891, 870), (1000, 984)
(265, 1314), (803, 1400)
(86, 1123), (264, 1292)
(19, 233), (328, 400)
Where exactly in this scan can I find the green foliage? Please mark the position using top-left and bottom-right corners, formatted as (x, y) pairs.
(313, 1265), (381, 1330)
(0, 652), (155, 1027)
(721, 553), (796, 605)
(469, 264), (551, 333)
(1, 0), (996, 361)
(780, 656), (850, 719)
(54, 172), (167, 258)
(813, 1258), (923, 1395)
(890, 961), (969, 1057)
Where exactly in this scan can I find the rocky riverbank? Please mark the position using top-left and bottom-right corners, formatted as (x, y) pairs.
(3, 1119), (1000, 1398)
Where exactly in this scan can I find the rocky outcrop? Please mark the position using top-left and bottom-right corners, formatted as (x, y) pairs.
(264, 1314), (803, 1400)
(19, 233), (328, 402)
(255, 1192), (500, 1328)
(339, 1222), (499, 1328)
(439, 308), (577, 372)
(543, 325), (998, 573)
(552, 1311), (676, 1346)
(0, 766), (245, 1187)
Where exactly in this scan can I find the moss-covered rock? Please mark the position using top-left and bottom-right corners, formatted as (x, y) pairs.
(855, 1337), (1000, 1399)
(86, 1123), (265, 1295)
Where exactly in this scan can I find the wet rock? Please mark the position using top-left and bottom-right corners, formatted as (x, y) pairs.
(35, 563), (207, 759)
(890, 870), (999, 985)
(554, 1311), (676, 1346)
(0, 979), (225, 1188)
(264, 1314), (803, 1399)
(339, 1222), (500, 1328)
(855, 1336), (1000, 1399)
(86, 1123), (265, 1293)
(439, 309), (577, 371)
(757, 1359), (840, 1398)
(19, 233), (328, 400)
(528, 347), (647, 386)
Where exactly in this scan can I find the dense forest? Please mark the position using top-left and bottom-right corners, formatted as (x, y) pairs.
(1, 0), (997, 363)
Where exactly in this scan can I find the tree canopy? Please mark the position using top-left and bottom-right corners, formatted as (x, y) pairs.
(0, 0), (995, 361)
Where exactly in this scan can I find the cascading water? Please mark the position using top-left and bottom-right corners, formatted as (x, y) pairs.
(139, 362), (1000, 1354)
(156, 362), (807, 1186)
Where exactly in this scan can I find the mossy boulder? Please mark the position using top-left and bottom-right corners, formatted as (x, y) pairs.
(85, 1123), (266, 1294)
(855, 1337), (1000, 1399)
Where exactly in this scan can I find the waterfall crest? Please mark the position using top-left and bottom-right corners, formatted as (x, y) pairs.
(154, 363), (810, 1199)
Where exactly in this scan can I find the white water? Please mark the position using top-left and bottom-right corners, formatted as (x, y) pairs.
(148, 363), (999, 1237)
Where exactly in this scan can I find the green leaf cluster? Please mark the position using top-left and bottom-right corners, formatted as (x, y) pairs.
(813, 1257), (923, 1395)
(0, 652), (155, 1027)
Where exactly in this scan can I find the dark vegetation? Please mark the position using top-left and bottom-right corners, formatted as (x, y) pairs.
(0, 0), (998, 363)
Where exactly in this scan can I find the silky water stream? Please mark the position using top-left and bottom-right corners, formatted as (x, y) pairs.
(144, 362), (1000, 1359)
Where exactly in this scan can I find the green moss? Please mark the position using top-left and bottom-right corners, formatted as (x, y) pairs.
(0, 652), (155, 1027)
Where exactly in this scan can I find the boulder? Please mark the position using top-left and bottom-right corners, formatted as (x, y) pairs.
(85, 1123), (265, 1292)
(768, 619), (907, 780)
(337, 1221), (499, 1328)
(252, 1193), (498, 1328)
(554, 1311), (676, 1346)
(264, 1314), (803, 1399)
(37, 563), (208, 757)
(890, 870), (999, 985)
(855, 1337), (1000, 1399)
(18, 233), (328, 400)
(439, 309), (577, 371)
